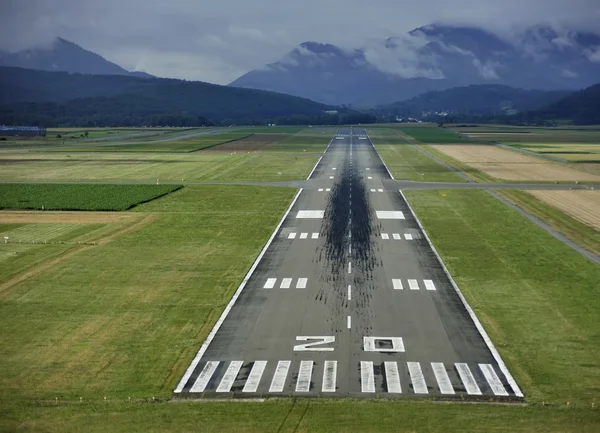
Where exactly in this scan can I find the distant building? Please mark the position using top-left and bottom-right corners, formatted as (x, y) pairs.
(0, 126), (47, 137)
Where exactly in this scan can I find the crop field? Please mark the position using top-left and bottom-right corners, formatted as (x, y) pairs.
(431, 144), (600, 182)
(526, 190), (600, 230)
(0, 184), (181, 211)
(206, 134), (288, 152)
(368, 128), (466, 182)
(395, 125), (473, 143)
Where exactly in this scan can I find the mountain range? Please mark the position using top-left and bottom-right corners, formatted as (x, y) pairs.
(0, 38), (151, 78)
(229, 24), (600, 106)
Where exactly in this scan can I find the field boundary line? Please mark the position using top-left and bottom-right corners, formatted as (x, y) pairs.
(365, 132), (394, 180)
(399, 190), (524, 397)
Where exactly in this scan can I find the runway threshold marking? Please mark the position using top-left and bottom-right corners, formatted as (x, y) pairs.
(296, 360), (313, 392)
(456, 363), (482, 395)
(242, 361), (268, 393)
(360, 361), (376, 393)
(384, 362), (402, 393)
(216, 361), (243, 392)
(296, 210), (325, 218)
(480, 364), (509, 396)
(269, 360), (291, 392)
(376, 211), (405, 219)
(322, 361), (338, 392)
(431, 362), (455, 395)
(392, 279), (403, 290)
(190, 361), (219, 392)
(407, 362), (428, 394)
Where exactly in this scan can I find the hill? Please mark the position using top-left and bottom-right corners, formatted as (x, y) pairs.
(379, 85), (569, 118)
(523, 82), (600, 124)
(229, 24), (600, 106)
(0, 38), (151, 78)
(0, 67), (371, 126)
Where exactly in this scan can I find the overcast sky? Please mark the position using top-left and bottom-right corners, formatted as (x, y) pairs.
(1, 0), (599, 84)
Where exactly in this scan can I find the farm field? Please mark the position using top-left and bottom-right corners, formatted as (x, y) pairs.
(394, 125), (473, 143)
(526, 190), (600, 230)
(431, 144), (600, 182)
(0, 184), (181, 211)
(2, 186), (599, 431)
(368, 128), (466, 182)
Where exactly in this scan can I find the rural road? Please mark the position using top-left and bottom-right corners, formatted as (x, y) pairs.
(173, 129), (524, 400)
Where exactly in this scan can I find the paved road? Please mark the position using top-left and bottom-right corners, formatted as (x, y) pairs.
(174, 128), (523, 400)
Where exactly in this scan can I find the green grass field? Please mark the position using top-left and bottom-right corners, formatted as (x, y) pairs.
(396, 126), (473, 144)
(0, 184), (181, 211)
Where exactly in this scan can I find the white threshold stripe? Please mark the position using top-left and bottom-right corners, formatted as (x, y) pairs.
(431, 362), (455, 395)
(300, 232), (308, 239)
(174, 187), (305, 393)
(296, 210), (325, 219)
(408, 279), (420, 290)
(378, 189), (383, 192)
(398, 190), (523, 397)
(190, 361), (219, 392)
(360, 361), (376, 393)
(370, 189), (376, 192)
(456, 363), (482, 395)
(216, 361), (243, 392)
(322, 361), (337, 392)
(384, 362), (402, 393)
(326, 188), (331, 192)
(381, 233), (389, 239)
(329, 176), (334, 179)
(376, 211), (405, 220)
(269, 361), (291, 393)
(242, 361), (267, 393)
(404, 233), (413, 240)
(296, 278), (307, 289)
(318, 188), (324, 192)
(424, 280), (437, 291)
(264, 278), (277, 289)
(296, 360), (313, 392)
(311, 232), (319, 239)
(479, 364), (509, 396)
(288, 232), (296, 239)
(393, 233), (401, 240)
(280, 278), (292, 289)
(368, 176), (373, 179)
(392, 279), (404, 290)
(408, 362), (428, 394)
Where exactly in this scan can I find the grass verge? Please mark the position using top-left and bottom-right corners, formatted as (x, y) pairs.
(0, 184), (182, 211)
(403, 189), (600, 406)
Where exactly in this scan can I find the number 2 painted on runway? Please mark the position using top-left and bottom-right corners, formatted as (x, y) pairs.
(294, 336), (335, 351)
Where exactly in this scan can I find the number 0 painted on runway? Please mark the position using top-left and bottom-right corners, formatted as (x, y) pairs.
(294, 336), (335, 351)
(363, 337), (405, 352)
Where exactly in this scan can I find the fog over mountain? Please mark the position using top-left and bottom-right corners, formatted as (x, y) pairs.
(230, 24), (600, 106)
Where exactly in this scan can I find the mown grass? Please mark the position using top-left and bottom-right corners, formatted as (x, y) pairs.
(0, 152), (319, 183)
(368, 129), (466, 182)
(397, 126), (473, 143)
(0, 184), (181, 211)
(0, 185), (297, 403)
(404, 189), (600, 405)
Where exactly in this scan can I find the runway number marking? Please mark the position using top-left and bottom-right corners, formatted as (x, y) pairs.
(363, 337), (405, 352)
(294, 336), (335, 351)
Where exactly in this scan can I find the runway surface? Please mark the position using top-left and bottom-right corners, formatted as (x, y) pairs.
(175, 128), (523, 400)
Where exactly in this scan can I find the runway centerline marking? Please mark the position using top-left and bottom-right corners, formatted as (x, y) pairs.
(347, 316), (351, 329)
(348, 285), (352, 300)
(348, 261), (352, 273)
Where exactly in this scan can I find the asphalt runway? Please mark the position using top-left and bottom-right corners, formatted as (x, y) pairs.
(175, 128), (523, 400)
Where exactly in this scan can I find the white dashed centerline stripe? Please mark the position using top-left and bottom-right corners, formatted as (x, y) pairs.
(269, 360), (291, 393)
(296, 361), (313, 392)
(242, 361), (268, 393)
(288, 233), (297, 239)
(431, 362), (455, 395)
(348, 285), (352, 300)
(296, 278), (307, 289)
(479, 364), (509, 396)
(408, 362), (428, 394)
(392, 279), (404, 290)
(216, 361), (243, 392)
(190, 361), (219, 392)
(300, 233), (308, 239)
(384, 362), (402, 393)
(347, 316), (351, 329)
(264, 278), (277, 289)
(424, 280), (437, 291)
(280, 278), (292, 289)
(456, 363), (482, 395)
(360, 361), (375, 393)
(348, 262), (352, 273)
(408, 279), (420, 291)
(322, 361), (338, 392)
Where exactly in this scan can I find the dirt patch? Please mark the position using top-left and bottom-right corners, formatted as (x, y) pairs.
(527, 190), (600, 230)
(0, 211), (137, 224)
(432, 144), (600, 181)
(204, 134), (287, 152)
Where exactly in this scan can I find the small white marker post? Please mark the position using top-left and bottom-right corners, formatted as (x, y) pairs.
(4, 236), (8, 244)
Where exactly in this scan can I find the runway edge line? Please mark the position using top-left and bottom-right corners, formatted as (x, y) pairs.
(174, 132), (337, 393)
(399, 190), (524, 398)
